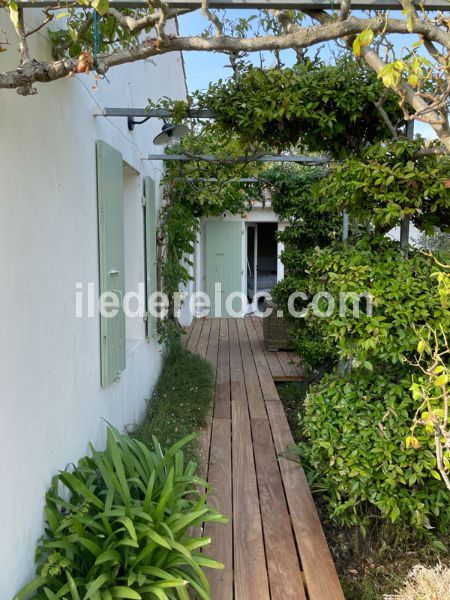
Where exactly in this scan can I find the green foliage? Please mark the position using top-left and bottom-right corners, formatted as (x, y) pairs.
(302, 237), (449, 369)
(48, 4), (145, 59)
(296, 372), (450, 533)
(267, 165), (341, 275)
(195, 59), (403, 158)
(315, 139), (450, 235)
(159, 129), (259, 303)
(132, 344), (214, 464)
(268, 165), (341, 368)
(15, 427), (225, 600)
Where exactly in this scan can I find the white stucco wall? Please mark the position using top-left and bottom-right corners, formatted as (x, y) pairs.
(0, 12), (186, 598)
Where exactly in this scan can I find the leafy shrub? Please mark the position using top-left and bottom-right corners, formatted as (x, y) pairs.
(302, 237), (448, 370)
(297, 373), (450, 534)
(314, 139), (450, 235)
(197, 59), (403, 157)
(15, 427), (226, 600)
(268, 165), (340, 369)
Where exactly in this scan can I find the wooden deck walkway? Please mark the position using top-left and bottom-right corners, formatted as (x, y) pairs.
(184, 317), (345, 600)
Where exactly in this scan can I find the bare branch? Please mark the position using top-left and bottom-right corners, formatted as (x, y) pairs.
(339, 0), (351, 20)
(107, 6), (189, 34)
(201, 0), (223, 35)
(24, 10), (54, 38)
(374, 91), (399, 139)
(15, 7), (30, 63)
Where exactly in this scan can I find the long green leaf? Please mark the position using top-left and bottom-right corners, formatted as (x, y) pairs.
(82, 574), (109, 600)
(13, 577), (45, 600)
(107, 428), (132, 505)
(59, 472), (104, 510)
(66, 572), (81, 600)
(110, 587), (142, 599)
(95, 549), (121, 565)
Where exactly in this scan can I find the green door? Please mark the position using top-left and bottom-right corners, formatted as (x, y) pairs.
(205, 221), (243, 318)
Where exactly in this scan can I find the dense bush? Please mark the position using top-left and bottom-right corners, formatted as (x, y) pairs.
(15, 427), (226, 600)
(290, 238), (450, 534)
(268, 165), (340, 369)
(314, 139), (450, 235)
(302, 237), (448, 370)
(297, 372), (450, 534)
(198, 59), (403, 157)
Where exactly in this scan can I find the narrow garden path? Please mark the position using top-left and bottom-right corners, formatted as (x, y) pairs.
(184, 317), (345, 600)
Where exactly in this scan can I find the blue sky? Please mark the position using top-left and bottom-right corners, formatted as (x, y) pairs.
(178, 10), (300, 92)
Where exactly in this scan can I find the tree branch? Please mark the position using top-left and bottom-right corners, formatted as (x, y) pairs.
(339, 0), (351, 20)
(305, 9), (450, 152)
(201, 0), (223, 35)
(107, 6), (189, 34)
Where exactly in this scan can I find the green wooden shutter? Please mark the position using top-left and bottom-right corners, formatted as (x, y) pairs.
(143, 176), (157, 338)
(205, 221), (243, 318)
(96, 140), (126, 387)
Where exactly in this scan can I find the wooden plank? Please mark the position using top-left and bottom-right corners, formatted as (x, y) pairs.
(204, 418), (233, 600)
(244, 318), (279, 401)
(196, 317), (212, 359)
(186, 318), (203, 353)
(265, 399), (345, 600)
(206, 318), (220, 370)
(236, 319), (267, 419)
(214, 319), (231, 419)
(251, 317), (286, 379)
(232, 400), (270, 600)
(272, 374), (304, 382)
(197, 418), (212, 481)
(182, 322), (193, 346)
(252, 418), (307, 600)
(278, 351), (302, 377)
(228, 319), (246, 406)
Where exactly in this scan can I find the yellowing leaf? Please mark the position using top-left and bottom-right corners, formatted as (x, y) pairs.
(436, 374), (448, 387)
(408, 74), (419, 88)
(353, 37), (361, 57)
(8, 0), (19, 29)
(411, 436), (420, 449)
(417, 340), (427, 354)
(91, 0), (109, 16)
(359, 29), (374, 47)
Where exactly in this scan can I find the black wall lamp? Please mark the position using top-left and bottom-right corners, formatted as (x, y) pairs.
(127, 116), (189, 146)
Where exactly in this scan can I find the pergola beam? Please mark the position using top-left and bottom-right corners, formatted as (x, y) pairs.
(16, 0), (450, 9)
(94, 107), (214, 118)
(144, 153), (333, 163)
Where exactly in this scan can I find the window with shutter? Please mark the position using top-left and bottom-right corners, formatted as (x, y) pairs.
(143, 176), (157, 338)
(96, 140), (126, 386)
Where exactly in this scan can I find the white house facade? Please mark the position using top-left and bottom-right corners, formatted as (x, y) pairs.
(184, 205), (287, 322)
(0, 12), (186, 598)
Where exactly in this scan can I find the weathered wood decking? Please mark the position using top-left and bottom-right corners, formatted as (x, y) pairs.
(184, 317), (345, 600)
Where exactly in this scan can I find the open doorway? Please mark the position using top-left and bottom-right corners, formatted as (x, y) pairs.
(246, 222), (278, 302)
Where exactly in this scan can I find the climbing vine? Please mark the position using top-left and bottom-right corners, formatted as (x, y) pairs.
(178, 59), (404, 158)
